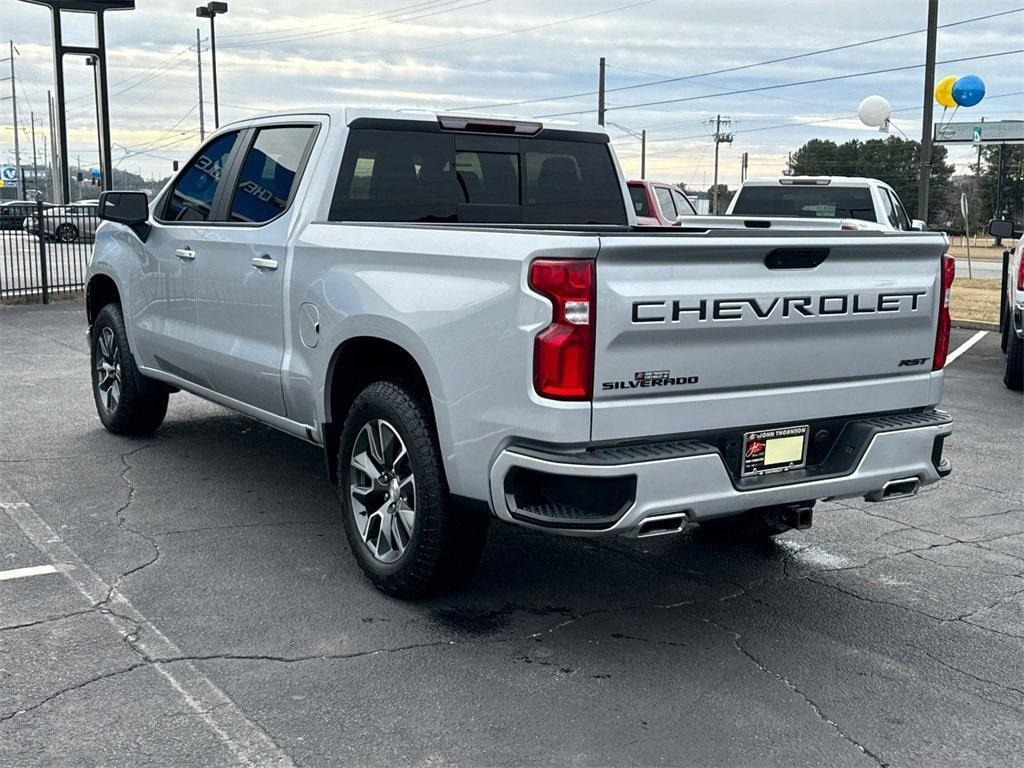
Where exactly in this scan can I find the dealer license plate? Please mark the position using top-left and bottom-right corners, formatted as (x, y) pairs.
(741, 425), (809, 477)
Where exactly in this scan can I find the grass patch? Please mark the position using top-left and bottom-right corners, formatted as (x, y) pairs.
(951, 277), (1001, 325)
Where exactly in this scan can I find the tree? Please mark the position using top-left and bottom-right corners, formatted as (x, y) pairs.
(978, 144), (1024, 223)
(786, 136), (955, 226)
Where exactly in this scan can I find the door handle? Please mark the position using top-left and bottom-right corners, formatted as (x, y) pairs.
(174, 247), (197, 262)
(251, 256), (279, 271)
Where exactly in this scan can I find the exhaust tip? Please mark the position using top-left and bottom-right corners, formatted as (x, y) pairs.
(637, 513), (688, 538)
(866, 477), (920, 502)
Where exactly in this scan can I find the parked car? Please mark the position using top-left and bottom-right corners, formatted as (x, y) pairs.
(727, 176), (926, 231)
(628, 180), (697, 226)
(86, 108), (954, 598)
(24, 200), (99, 242)
(990, 219), (1023, 391)
(0, 200), (36, 230)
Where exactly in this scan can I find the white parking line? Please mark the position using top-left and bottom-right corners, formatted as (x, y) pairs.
(946, 330), (988, 365)
(0, 498), (295, 768)
(0, 563), (70, 582)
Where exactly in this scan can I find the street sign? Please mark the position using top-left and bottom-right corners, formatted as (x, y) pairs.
(934, 120), (1024, 144)
(960, 192), (969, 221)
(90, 168), (102, 180)
(1, 166), (18, 182)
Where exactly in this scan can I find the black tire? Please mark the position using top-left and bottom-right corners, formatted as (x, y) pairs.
(55, 222), (78, 242)
(90, 303), (169, 435)
(338, 380), (488, 598)
(1005, 326), (1023, 391)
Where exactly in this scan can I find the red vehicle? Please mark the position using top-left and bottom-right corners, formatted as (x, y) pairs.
(627, 180), (697, 226)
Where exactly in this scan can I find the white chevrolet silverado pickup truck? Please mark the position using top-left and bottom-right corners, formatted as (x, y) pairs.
(86, 108), (954, 597)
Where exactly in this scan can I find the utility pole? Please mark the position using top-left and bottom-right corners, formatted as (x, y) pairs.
(597, 57), (606, 126)
(195, 28), (205, 141)
(994, 142), (1007, 246)
(30, 111), (38, 197)
(917, 0), (939, 222)
(710, 114), (733, 214)
(640, 129), (646, 179)
(48, 89), (61, 203)
(7, 41), (24, 199)
(741, 151), (749, 183)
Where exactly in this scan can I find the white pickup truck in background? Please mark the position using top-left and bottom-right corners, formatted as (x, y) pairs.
(727, 176), (927, 232)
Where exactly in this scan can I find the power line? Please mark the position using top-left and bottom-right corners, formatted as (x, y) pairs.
(218, 0), (499, 49)
(328, 0), (658, 66)
(541, 48), (1024, 117)
(218, 0), (468, 42)
(467, 7), (1024, 112)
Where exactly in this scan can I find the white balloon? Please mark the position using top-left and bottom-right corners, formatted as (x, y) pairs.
(858, 95), (892, 128)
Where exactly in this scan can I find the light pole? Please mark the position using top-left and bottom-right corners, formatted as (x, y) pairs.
(196, 2), (227, 129)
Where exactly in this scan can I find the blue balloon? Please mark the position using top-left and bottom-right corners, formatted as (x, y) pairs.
(951, 75), (985, 107)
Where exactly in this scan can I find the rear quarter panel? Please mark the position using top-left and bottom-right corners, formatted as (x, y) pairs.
(289, 224), (599, 501)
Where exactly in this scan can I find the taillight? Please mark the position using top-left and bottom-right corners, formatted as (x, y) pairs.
(933, 253), (956, 370)
(529, 259), (595, 400)
(1017, 252), (1024, 291)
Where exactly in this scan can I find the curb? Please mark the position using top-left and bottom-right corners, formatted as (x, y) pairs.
(952, 319), (999, 332)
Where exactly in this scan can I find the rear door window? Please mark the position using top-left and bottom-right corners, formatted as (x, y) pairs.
(671, 188), (696, 215)
(228, 126), (316, 223)
(654, 187), (676, 220)
(162, 132), (238, 222)
(330, 127), (626, 225)
(731, 185), (876, 221)
(629, 185), (651, 217)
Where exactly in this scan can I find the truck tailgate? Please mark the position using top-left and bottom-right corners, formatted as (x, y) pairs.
(591, 232), (947, 442)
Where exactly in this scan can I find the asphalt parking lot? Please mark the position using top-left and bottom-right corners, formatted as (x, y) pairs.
(1, 302), (1022, 767)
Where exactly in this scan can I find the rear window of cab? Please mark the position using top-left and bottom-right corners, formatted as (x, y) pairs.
(330, 127), (627, 225)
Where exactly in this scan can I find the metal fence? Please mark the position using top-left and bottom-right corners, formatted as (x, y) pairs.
(0, 200), (99, 303)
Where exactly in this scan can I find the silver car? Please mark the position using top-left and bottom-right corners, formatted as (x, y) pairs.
(24, 200), (99, 242)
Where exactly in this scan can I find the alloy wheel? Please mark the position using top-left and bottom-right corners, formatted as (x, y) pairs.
(95, 327), (122, 413)
(349, 419), (416, 563)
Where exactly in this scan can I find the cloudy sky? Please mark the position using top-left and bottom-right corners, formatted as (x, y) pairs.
(2, 0), (1022, 186)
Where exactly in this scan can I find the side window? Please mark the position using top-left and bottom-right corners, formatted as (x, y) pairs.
(163, 132), (238, 222)
(654, 187), (676, 220)
(671, 188), (696, 215)
(888, 190), (912, 230)
(879, 187), (899, 228)
(629, 185), (651, 217)
(228, 126), (315, 223)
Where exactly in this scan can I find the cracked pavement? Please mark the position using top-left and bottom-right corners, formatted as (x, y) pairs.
(1, 302), (1022, 767)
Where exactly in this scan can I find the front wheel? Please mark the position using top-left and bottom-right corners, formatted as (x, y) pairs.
(91, 303), (169, 434)
(338, 380), (488, 598)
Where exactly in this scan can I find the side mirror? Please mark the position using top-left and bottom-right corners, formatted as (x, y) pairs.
(987, 218), (1019, 240)
(910, 219), (927, 231)
(99, 191), (150, 241)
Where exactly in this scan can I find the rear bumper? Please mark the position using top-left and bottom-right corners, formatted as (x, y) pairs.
(488, 410), (952, 537)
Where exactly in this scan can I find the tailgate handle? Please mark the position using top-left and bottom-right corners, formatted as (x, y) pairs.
(764, 248), (829, 269)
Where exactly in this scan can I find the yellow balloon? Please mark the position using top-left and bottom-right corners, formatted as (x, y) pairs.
(935, 75), (958, 108)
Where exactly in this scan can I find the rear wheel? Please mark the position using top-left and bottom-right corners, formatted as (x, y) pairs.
(1005, 325), (1023, 391)
(338, 380), (488, 598)
(55, 222), (78, 242)
(91, 303), (169, 434)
